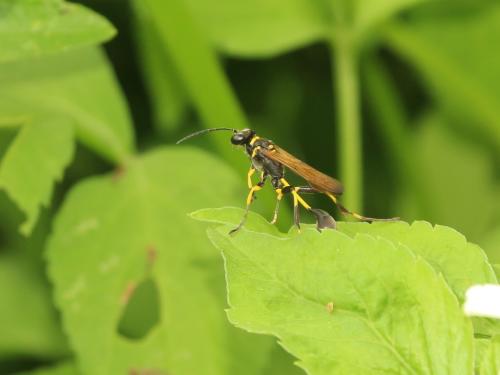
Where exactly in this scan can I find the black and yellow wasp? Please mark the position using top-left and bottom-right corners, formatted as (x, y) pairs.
(177, 128), (397, 234)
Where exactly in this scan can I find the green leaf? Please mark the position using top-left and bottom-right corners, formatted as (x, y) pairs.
(0, 117), (74, 234)
(480, 336), (500, 375)
(0, 47), (134, 164)
(184, 0), (430, 57)
(338, 220), (496, 302)
(132, 0), (187, 134)
(15, 361), (79, 375)
(338, 219), (498, 336)
(0, 47), (134, 232)
(47, 148), (274, 375)
(0, 0), (116, 63)
(0, 0), (116, 62)
(200, 208), (473, 375)
(383, 5), (500, 150)
(353, 0), (428, 36)
(184, 0), (328, 57)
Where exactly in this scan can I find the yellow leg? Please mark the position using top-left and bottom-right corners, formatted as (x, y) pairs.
(230, 184), (262, 235)
(246, 185), (262, 205)
(251, 146), (261, 158)
(279, 178), (314, 232)
(280, 178), (312, 210)
(247, 167), (256, 189)
(275, 188), (283, 200)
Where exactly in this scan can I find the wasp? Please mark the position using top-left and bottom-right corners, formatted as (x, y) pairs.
(177, 128), (398, 234)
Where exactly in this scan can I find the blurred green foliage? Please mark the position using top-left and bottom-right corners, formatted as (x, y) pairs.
(0, 0), (499, 373)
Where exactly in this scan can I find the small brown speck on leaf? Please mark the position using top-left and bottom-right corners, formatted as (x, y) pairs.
(146, 245), (157, 265)
(59, 4), (70, 14)
(326, 302), (334, 313)
(112, 165), (126, 182)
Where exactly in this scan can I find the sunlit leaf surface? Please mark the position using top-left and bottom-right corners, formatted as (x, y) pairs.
(0, 0), (115, 63)
(194, 207), (474, 375)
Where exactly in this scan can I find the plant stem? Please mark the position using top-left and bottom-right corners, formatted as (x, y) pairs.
(332, 34), (362, 212)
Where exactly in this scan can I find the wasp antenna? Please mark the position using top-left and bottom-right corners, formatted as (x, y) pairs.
(176, 127), (237, 144)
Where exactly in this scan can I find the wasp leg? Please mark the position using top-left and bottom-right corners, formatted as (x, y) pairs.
(268, 176), (285, 225)
(277, 181), (336, 232)
(230, 173), (268, 235)
(309, 208), (336, 231)
(270, 190), (282, 224)
(278, 180), (305, 232)
(279, 179), (335, 232)
(247, 167), (256, 189)
(292, 186), (336, 231)
(293, 191), (301, 231)
(325, 192), (399, 222)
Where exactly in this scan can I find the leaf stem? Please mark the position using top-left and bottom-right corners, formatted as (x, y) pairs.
(332, 34), (362, 212)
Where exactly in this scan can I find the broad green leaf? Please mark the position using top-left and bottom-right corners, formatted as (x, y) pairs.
(132, 0), (187, 134)
(184, 0), (430, 57)
(184, 0), (328, 57)
(47, 148), (274, 375)
(0, 118), (74, 234)
(0, 47), (134, 164)
(338, 220), (496, 302)
(338, 219), (499, 335)
(353, 0), (427, 36)
(0, 0), (116, 63)
(480, 336), (500, 375)
(383, 5), (500, 150)
(200, 208), (473, 375)
(0, 47), (134, 232)
(15, 361), (79, 375)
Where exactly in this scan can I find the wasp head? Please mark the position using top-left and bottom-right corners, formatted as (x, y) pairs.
(230, 129), (255, 145)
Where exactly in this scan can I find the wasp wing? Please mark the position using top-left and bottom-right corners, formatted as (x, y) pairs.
(261, 146), (344, 195)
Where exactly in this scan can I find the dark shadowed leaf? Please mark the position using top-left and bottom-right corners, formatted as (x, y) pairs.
(47, 148), (275, 375)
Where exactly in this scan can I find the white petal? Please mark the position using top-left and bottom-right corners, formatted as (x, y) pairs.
(464, 284), (500, 319)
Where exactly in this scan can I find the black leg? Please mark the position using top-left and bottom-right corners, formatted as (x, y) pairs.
(277, 180), (336, 232)
(325, 192), (399, 222)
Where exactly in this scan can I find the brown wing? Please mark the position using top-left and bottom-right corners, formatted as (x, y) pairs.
(261, 146), (344, 195)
